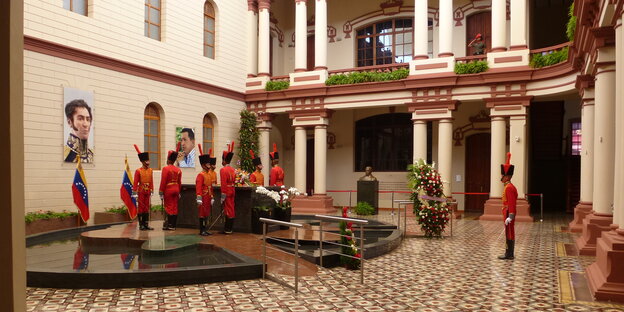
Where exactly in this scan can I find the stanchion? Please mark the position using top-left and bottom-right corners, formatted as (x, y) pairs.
(540, 194), (544, 222)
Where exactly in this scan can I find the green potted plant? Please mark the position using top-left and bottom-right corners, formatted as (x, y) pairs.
(354, 201), (375, 215)
(25, 210), (82, 235)
(94, 205), (131, 224)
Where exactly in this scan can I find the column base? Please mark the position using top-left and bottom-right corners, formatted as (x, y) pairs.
(486, 49), (530, 69)
(479, 198), (533, 222)
(291, 195), (336, 215)
(289, 69), (328, 88)
(586, 229), (624, 303)
(569, 202), (593, 233)
(408, 57), (455, 76)
(575, 212), (613, 256)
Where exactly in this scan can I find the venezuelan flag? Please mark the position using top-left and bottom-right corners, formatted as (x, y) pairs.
(72, 161), (90, 222)
(73, 246), (89, 271)
(121, 254), (136, 270)
(120, 156), (138, 220)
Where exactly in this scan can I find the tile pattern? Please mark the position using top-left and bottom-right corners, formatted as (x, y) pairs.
(26, 212), (624, 311)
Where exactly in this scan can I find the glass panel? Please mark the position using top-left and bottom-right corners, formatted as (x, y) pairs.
(204, 127), (213, 140)
(405, 44), (412, 55)
(403, 19), (413, 28)
(207, 32), (215, 45)
(76, 0), (87, 15)
(395, 45), (403, 56)
(149, 137), (158, 152)
(63, 0), (71, 10)
(375, 21), (392, 34)
(144, 5), (148, 20)
(150, 0), (160, 9)
(204, 142), (213, 152)
(149, 24), (160, 40)
(150, 8), (160, 24)
(144, 119), (149, 133)
(149, 153), (158, 169)
(150, 120), (158, 135)
(405, 33), (412, 43)
(207, 18), (215, 31)
(205, 47), (214, 58)
(144, 136), (149, 152)
(396, 34), (403, 45)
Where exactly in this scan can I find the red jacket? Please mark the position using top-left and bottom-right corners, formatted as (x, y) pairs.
(270, 166), (284, 186)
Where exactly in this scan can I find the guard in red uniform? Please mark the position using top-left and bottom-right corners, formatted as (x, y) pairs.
(499, 152), (518, 260)
(269, 143), (284, 186)
(220, 142), (236, 234)
(195, 144), (215, 236)
(159, 143), (182, 230)
(132, 144), (154, 230)
(249, 150), (264, 186)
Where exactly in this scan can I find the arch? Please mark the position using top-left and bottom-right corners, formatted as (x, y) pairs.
(204, 1), (216, 58)
(355, 113), (412, 172)
(355, 17), (415, 66)
(202, 113), (217, 155)
(144, 102), (163, 169)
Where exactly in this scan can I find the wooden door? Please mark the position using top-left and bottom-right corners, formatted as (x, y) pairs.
(306, 138), (315, 195)
(307, 35), (315, 71)
(466, 11), (492, 56)
(465, 133), (491, 212)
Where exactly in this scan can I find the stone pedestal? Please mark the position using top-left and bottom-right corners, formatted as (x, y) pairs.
(569, 202), (593, 233)
(575, 212), (613, 256)
(357, 180), (379, 214)
(586, 229), (624, 303)
(480, 198), (533, 222)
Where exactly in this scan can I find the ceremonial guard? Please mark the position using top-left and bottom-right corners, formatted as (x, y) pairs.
(269, 144), (284, 186)
(195, 144), (215, 236)
(159, 143), (182, 231)
(220, 142), (236, 234)
(499, 152), (518, 260)
(132, 144), (154, 230)
(249, 150), (264, 186)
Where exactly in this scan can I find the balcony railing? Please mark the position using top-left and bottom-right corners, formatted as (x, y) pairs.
(530, 41), (571, 56)
(328, 63), (409, 77)
(454, 54), (488, 64)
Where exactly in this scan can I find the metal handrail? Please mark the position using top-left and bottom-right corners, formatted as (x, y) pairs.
(260, 218), (303, 293)
(315, 214), (367, 284)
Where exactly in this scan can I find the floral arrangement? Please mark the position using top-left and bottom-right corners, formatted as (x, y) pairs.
(407, 159), (450, 238)
(339, 206), (361, 269)
(255, 186), (301, 210)
(234, 166), (250, 187)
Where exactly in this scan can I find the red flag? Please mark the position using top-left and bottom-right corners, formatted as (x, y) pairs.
(72, 161), (90, 222)
(120, 156), (138, 219)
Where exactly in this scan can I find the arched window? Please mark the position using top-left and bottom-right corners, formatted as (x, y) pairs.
(145, 0), (161, 41)
(356, 18), (414, 67)
(355, 113), (413, 171)
(204, 2), (216, 58)
(144, 104), (161, 169)
(203, 114), (214, 154)
(63, 0), (87, 15)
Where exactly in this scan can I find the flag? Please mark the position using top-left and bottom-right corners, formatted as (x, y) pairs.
(121, 254), (136, 270)
(73, 246), (89, 271)
(72, 161), (90, 222)
(120, 156), (138, 220)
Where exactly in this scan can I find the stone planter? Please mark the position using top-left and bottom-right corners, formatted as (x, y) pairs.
(273, 207), (292, 229)
(150, 210), (165, 221)
(93, 212), (131, 224)
(251, 209), (272, 234)
(25, 215), (84, 236)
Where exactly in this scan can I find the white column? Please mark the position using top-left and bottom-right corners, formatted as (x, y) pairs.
(490, 117), (506, 197)
(414, 0), (429, 59)
(314, 125), (327, 195)
(509, 115), (527, 197)
(294, 0), (307, 72)
(258, 127), (271, 186)
(438, 0), (453, 57)
(580, 100), (595, 204)
(294, 127), (307, 193)
(510, 0), (527, 49)
(491, 0), (507, 52)
(438, 119), (453, 196)
(593, 59), (616, 215)
(314, 0), (328, 69)
(413, 120), (427, 162)
(247, 1), (258, 77)
(614, 19), (623, 227)
(257, 0), (271, 76)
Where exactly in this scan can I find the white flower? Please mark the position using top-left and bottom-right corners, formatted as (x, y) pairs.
(295, 192), (300, 196)
(283, 195), (289, 201)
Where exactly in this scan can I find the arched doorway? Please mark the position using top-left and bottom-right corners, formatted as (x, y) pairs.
(465, 133), (491, 212)
(466, 11), (492, 56)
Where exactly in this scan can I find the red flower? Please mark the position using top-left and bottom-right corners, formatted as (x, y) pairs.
(355, 253), (361, 258)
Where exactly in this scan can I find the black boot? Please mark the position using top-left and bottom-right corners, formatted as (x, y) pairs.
(199, 218), (211, 236)
(498, 240), (514, 260)
(225, 218), (234, 234)
(508, 240), (515, 259)
(163, 213), (171, 230)
(169, 215), (177, 230)
(138, 214), (145, 230)
(143, 213), (154, 230)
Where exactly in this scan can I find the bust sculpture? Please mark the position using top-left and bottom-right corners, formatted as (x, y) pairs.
(358, 166), (378, 181)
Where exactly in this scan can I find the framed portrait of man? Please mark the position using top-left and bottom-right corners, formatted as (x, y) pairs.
(63, 87), (94, 163)
(175, 126), (196, 168)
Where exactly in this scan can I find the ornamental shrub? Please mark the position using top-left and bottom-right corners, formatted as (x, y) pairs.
(105, 205), (128, 214)
(454, 60), (489, 74)
(325, 68), (409, 86)
(354, 201), (375, 215)
(566, 3), (577, 42)
(238, 110), (259, 173)
(265, 80), (290, 91)
(529, 47), (569, 68)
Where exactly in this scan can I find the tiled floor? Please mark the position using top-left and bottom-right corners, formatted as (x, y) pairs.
(26, 211), (624, 311)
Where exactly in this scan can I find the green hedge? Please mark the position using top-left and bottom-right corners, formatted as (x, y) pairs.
(265, 80), (290, 91)
(454, 60), (489, 74)
(566, 3), (577, 42)
(25, 210), (79, 223)
(325, 68), (409, 86)
(105, 205), (128, 214)
(530, 47), (569, 68)
(354, 201), (375, 216)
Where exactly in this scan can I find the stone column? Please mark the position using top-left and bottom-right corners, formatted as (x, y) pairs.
(294, 0), (307, 72)
(294, 126), (307, 193)
(413, 119), (427, 162)
(438, 119), (453, 196)
(570, 92), (595, 232)
(247, 0), (258, 77)
(483, 116), (506, 214)
(413, 0), (429, 59)
(438, 0), (453, 57)
(491, 0), (507, 52)
(509, 0), (527, 50)
(576, 47), (616, 256)
(314, 125), (327, 195)
(614, 17), (624, 236)
(257, 113), (274, 186)
(509, 115), (527, 198)
(257, 0), (271, 76)
(314, 0), (328, 70)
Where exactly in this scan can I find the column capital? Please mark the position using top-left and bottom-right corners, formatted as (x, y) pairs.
(295, 0), (307, 3)
(590, 26), (616, 50)
(485, 95), (532, 117)
(247, 0), (258, 12)
(257, 112), (276, 122)
(407, 100), (458, 121)
(289, 108), (333, 127)
(576, 74), (595, 96)
(258, 0), (271, 10)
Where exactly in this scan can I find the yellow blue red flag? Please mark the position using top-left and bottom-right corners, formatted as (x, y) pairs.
(71, 161), (89, 222)
(120, 156), (138, 220)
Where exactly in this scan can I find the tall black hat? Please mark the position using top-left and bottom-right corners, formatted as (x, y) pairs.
(501, 152), (515, 176)
(198, 144), (211, 166)
(269, 143), (279, 160)
(134, 144), (149, 162)
(167, 142), (180, 163)
(222, 141), (234, 163)
(250, 149), (261, 166)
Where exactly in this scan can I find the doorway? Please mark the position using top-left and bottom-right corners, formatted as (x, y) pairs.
(307, 35), (315, 71)
(466, 11), (492, 56)
(465, 133), (491, 212)
(306, 138), (315, 195)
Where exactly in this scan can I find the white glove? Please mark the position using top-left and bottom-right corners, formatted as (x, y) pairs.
(211, 198), (215, 206)
(505, 217), (512, 226)
(196, 196), (203, 206)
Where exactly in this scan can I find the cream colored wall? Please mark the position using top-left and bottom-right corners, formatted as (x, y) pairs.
(24, 51), (245, 216)
(24, 0), (248, 91)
